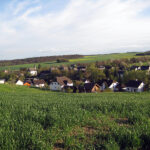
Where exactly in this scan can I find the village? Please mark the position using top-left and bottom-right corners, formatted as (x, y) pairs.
(0, 59), (150, 93)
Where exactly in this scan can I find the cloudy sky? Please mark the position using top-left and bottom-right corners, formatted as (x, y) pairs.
(0, 0), (150, 59)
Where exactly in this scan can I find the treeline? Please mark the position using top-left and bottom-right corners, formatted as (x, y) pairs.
(95, 56), (150, 67)
(0, 55), (83, 67)
(136, 51), (150, 56)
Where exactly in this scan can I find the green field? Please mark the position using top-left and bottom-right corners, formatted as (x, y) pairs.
(0, 84), (150, 149)
(0, 52), (139, 71)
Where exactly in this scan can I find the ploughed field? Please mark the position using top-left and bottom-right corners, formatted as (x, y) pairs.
(0, 85), (150, 149)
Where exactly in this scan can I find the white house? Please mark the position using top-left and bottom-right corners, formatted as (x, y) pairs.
(50, 76), (73, 91)
(130, 66), (141, 71)
(16, 80), (24, 86)
(125, 80), (144, 92)
(97, 80), (118, 91)
(33, 79), (45, 88)
(28, 67), (37, 76)
(0, 79), (5, 84)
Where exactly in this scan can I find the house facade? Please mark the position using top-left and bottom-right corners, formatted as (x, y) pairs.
(50, 76), (73, 91)
(16, 80), (24, 86)
(97, 80), (118, 91)
(125, 80), (144, 92)
(0, 79), (5, 84)
(34, 79), (46, 88)
(28, 67), (37, 76)
(79, 83), (100, 93)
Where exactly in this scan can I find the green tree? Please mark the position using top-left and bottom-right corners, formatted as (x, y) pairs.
(87, 63), (105, 82)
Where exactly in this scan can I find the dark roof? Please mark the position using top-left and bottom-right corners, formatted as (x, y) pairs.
(130, 66), (139, 70)
(141, 66), (150, 70)
(84, 83), (100, 91)
(118, 70), (125, 74)
(63, 86), (75, 90)
(97, 79), (113, 87)
(39, 70), (50, 74)
(38, 71), (50, 78)
(70, 64), (76, 67)
(56, 76), (73, 86)
(24, 80), (32, 84)
(105, 65), (112, 69)
(125, 80), (143, 88)
(115, 83), (125, 89)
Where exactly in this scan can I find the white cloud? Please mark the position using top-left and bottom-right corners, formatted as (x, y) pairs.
(0, 0), (150, 59)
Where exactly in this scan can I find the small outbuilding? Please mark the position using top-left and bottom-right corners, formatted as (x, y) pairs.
(16, 80), (24, 86)
(0, 79), (5, 84)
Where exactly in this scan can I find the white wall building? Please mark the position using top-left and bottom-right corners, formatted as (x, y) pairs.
(28, 67), (37, 76)
(125, 80), (144, 92)
(16, 80), (24, 86)
(50, 76), (73, 91)
(0, 79), (5, 84)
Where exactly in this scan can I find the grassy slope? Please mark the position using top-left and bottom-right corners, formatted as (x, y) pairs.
(0, 84), (150, 149)
(0, 52), (138, 71)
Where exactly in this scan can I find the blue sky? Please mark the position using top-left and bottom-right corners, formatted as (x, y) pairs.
(0, 0), (150, 59)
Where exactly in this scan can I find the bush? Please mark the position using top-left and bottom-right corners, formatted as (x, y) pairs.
(56, 58), (69, 63)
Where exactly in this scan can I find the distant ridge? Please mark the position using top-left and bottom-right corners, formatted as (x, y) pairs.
(0, 55), (83, 67)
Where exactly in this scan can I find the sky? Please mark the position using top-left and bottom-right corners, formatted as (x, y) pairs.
(0, 0), (150, 60)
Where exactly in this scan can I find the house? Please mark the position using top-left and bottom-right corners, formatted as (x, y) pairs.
(33, 79), (46, 88)
(16, 80), (24, 86)
(77, 66), (86, 72)
(59, 66), (69, 71)
(114, 83), (126, 92)
(130, 66), (141, 71)
(0, 79), (5, 84)
(28, 67), (37, 76)
(50, 76), (73, 91)
(69, 64), (78, 71)
(79, 83), (100, 93)
(24, 80), (32, 86)
(140, 66), (150, 71)
(125, 80), (144, 92)
(82, 79), (91, 83)
(97, 79), (118, 91)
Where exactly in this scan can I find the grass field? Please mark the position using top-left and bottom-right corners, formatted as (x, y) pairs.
(0, 84), (150, 149)
(0, 52), (139, 71)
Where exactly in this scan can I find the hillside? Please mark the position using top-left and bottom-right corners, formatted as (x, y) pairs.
(0, 84), (150, 149)
(0, 52), (139, 71)
(0, 55), (83, 67)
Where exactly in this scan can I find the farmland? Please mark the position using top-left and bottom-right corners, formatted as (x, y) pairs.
(0, 85), (150, 149)
(0, 52), (139, 71)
